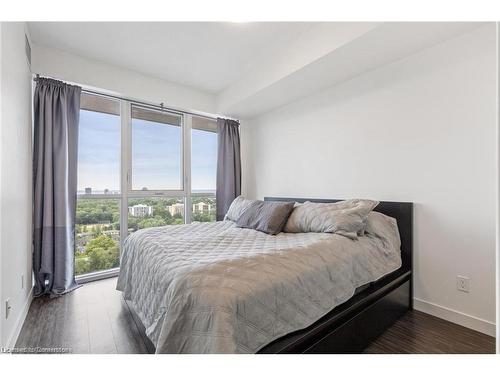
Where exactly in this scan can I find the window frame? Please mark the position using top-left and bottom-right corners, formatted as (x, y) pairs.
(123, 101), (193, 228)
(76, 93), (123, 282)
(76, 94), (218, 283)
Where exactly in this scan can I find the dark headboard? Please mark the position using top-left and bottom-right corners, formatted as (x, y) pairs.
(264, 197), (413, 273)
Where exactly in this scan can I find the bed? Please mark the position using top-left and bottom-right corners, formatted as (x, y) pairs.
(116, 197), (413, 354)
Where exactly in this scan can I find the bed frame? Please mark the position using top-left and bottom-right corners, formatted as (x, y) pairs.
(128, 197), (413, 354)
(257, 197), (413, 353)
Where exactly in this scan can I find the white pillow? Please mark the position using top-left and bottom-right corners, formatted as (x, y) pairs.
(284, 199), (379, 239)
(224, 196), (256, 222)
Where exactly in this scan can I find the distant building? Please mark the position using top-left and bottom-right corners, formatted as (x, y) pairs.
(104, 189), (109, 195)
(141, 187), (148, 191)
(193, 202), (212, 215)
(168, 203), (184, 216)
(85, 187), (92, 194)
(128, 204), (153, 217)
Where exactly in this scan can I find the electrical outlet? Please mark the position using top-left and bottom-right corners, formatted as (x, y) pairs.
(5, 299), (11, 319)
(457, 275), (470, 293)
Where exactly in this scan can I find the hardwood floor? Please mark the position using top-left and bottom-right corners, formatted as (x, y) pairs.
(15, 277), (495, 354)
(364, 310), (495, 354)
(16, 277), (149, 354)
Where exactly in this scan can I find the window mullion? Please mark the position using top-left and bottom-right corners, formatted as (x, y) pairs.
(184, 114), (192, 224)
(120, 100), (130, 247)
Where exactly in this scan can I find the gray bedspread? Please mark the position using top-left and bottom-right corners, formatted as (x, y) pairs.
(116, 220), (401, 353)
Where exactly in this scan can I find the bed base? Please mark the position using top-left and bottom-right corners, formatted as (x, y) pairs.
(258, 270), (411, 353)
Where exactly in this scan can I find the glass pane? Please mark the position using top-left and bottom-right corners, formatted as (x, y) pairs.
(78, 95), (120, 195)
(75, 198), (120, 276)
(127, 197), (185, 235)
(191, 196), (216, 223)
(131, 105), (183, 191)
(191, 117), (217, 194)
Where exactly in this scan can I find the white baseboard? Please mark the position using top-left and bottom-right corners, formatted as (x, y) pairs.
(5, 287), (33, 349)
(414, 297), (496, 337)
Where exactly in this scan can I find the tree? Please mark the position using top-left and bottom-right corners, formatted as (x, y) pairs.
(85, 235), (119, 272)
(192, 213), (212, 222)
(128, 218), (139, 232)
(75, 256), (91, 275)
(138, 217), (167, 229)
(162, 210), (173, 221)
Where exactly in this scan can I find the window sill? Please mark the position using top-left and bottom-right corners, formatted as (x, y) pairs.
(76, 267), (120, 284)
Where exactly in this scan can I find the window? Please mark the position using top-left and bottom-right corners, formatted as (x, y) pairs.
(75, 93), (219, 279)
(191, 116), (217, 222)
(78, 93), (120, 195)
(131, 105), (183, 191)
(76, 93), (121, 276)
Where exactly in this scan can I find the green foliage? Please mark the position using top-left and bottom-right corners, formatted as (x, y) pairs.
(87, 235), (119, 270)
(138, 217), (167, 229)
(76, 199), (119, 225)
(75, 256), (91, 275)
(192, 213), (214, 222)
(75, 235), (119, 275)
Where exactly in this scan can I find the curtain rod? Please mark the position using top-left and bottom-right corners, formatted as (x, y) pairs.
(33, 74), (239, 123)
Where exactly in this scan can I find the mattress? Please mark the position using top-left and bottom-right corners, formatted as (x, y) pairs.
(116, 220), (401, 353)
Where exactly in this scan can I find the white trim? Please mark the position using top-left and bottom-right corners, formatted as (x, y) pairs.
(124, 190), (187, 198)
(184, 114), (192, 223)
(5, 287), (33, 349)
(495, 21), (499, 353)
(120, 99), (129, 247)
(76, 268), (119, 284)
(414, 297), (496, 337)
(77, 194), (122, 199)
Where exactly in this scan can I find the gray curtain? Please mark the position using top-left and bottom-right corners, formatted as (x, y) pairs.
(33, 78), (82, 297)
(216, 118), (241, 221)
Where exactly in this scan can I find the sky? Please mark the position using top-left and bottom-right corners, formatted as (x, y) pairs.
(77, 110), (217, 193)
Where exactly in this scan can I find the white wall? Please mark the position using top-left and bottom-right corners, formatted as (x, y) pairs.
(0, 22), (33, 348)
(241, 24), (497, 335)
(497, 24), (500, 348)
(0, 21), (3, 346)
(31, 44), (216, 114)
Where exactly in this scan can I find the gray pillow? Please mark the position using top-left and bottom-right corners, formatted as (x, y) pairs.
(224, 196), (256, 222)
(284, 199), (379, 239)
(364, 211), (401, 254)
(235, 200), (295, 235)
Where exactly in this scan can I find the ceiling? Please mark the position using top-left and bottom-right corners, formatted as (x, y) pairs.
(27, 22), (486, 117)
(27, 22), (314, 93)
